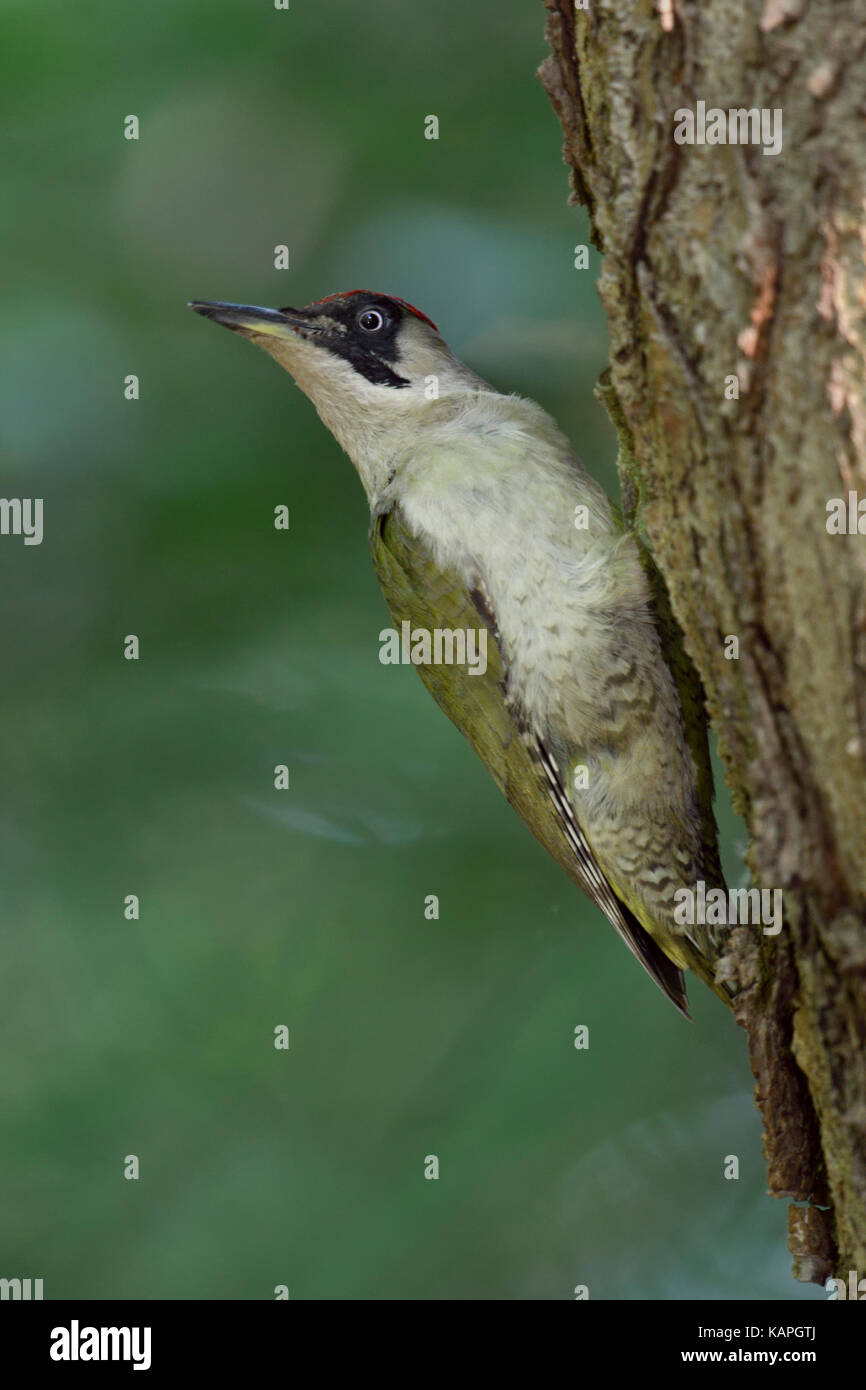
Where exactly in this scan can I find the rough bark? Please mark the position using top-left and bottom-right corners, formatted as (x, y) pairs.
(540, 0), (866, 1284)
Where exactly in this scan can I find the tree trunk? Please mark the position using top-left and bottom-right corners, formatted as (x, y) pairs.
(540, 0), (866, 1285)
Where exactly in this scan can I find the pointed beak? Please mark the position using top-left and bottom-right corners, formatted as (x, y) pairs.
(188, 301), (319, 340)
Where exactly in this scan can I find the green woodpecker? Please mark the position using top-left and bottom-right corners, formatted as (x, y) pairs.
(190, 291), (731, 1016)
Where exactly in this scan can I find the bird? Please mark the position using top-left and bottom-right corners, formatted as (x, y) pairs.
(189, 290), (732, 1016)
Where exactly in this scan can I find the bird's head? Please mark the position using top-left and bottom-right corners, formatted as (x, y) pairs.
(190, 290), (483, 495)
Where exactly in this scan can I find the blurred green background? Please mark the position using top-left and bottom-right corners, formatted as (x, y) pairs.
(0, 0), (819, 1300)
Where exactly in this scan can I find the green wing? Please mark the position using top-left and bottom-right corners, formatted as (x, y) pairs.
(370, 501), (691, 1015)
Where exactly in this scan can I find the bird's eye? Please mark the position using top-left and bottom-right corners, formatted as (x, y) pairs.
(357, 308), (385, 333)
